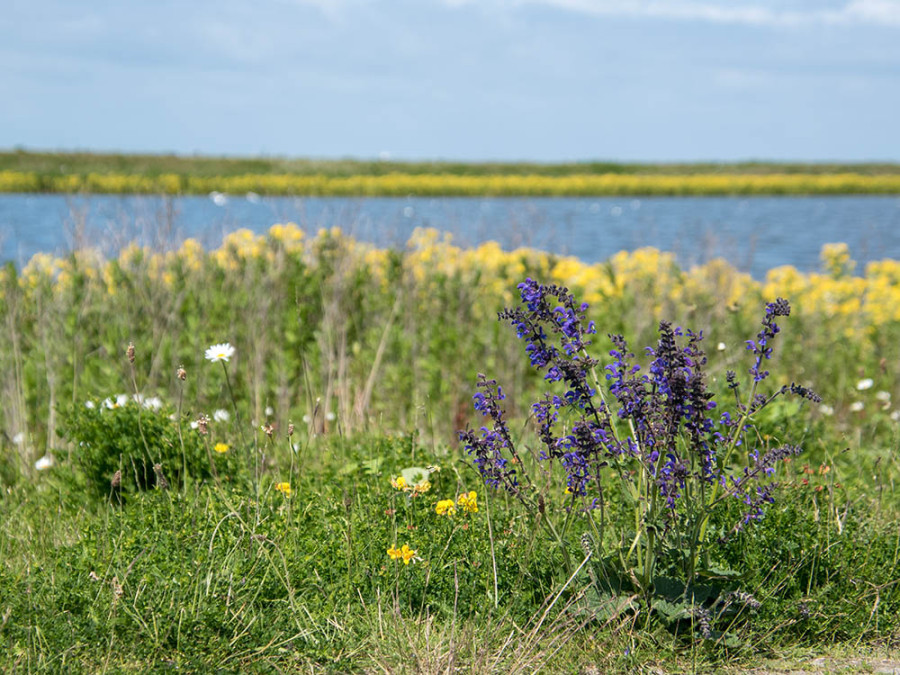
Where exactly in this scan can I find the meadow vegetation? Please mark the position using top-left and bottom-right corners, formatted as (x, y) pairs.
(1, 226), (900, 671)
(2, 149), (900, 195)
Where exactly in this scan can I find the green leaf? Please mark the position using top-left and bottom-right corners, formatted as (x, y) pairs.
(360, 458), (384, 476)
(697, 565), (742, 580)
(338, 462), (359, 476)
(651, 598), (692, 623)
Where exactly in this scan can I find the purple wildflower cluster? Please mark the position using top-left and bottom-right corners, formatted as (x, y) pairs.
(459, 278), (819, 530)
(606, 321), (722, 509)
(746, 298), (790, 383)
(457, 374), (521, 495)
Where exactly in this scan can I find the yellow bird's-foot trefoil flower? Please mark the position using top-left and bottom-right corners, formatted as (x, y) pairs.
(435, 499), (456, 516)
(457, 491), (478, 513)
(387, 544), (420, 565)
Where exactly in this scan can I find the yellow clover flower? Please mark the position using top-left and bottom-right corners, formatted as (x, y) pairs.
(411, 480), (431, 497)
(387, 544), (419, 565)
(391, 474), (431, 496)
(275, 482), (291, 497)
(435, 499), (456, 516)
(457, 491), (478, 513)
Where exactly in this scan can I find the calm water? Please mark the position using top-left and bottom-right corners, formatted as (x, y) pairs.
(2, 193), (900, 279)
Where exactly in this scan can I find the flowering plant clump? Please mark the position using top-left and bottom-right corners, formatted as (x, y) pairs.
(275, 481), (291, 497)
(459, 278), (820, 595)
(61, 396), (241, 498)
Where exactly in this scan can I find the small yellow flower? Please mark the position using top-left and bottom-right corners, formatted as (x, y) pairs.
(275, 482), (291, 497)
(435, 499), (456, 516)
(411, 480), (431, 497)
(214, 442), (229, 454)
(391, 476), (408, 491)
(400, 545), (417, 565)
(457, 491), (478, 513)
(387, 544), (419, 565)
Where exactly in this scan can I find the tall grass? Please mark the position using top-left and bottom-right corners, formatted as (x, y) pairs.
(2, 231), (898, 471)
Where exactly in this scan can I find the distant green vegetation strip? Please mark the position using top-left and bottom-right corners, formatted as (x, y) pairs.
(5, 149), (900, 177)
(2, 150), (900, 195)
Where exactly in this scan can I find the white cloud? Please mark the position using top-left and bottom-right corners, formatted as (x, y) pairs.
(440, 0), (900, 27)
(842, 0), (900, 25)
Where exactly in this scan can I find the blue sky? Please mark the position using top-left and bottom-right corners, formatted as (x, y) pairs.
(2, 0), (899, 161)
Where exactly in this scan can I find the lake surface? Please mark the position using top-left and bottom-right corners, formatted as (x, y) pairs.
(2, 193), (900, 279)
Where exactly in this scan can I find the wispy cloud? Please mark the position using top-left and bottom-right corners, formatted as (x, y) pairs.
(442, 0), (900, 27)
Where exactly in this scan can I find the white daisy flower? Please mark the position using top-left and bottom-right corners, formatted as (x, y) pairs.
(849, 401), (865, 412)
(35, 455), (54, 471)
(205, 343), (235, 363)
(104, 394), (129, 410)
(213, 409), (230, 423)
(85, 400), (96, 410)
(857, 378), (874, 391)
(143, 396), (163, 411)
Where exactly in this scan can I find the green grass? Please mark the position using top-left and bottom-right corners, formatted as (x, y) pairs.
(3, 232), (900, 671)
(2, 430), (899, 672)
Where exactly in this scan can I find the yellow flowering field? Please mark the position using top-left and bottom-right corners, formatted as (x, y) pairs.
(3, 169), (900, 195)
(3, 226), (898, 450)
